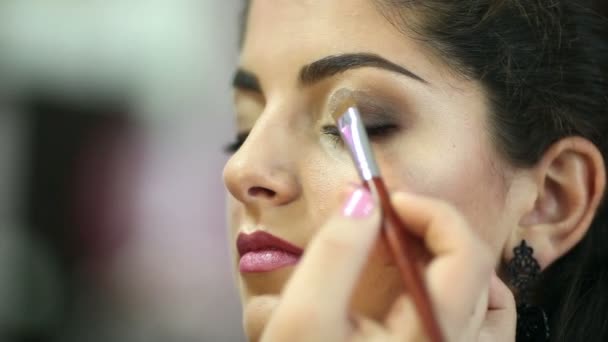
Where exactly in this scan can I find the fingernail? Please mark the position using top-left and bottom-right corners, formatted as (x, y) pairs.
(342, 187), (375, 218)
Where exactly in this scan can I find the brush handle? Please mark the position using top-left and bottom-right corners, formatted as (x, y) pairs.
(369, 178), (444, 342)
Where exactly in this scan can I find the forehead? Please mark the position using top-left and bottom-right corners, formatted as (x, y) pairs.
(241, 0), (441, 85)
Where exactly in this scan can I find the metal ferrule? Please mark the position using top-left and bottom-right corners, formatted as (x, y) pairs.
(336, 106), (380, 181)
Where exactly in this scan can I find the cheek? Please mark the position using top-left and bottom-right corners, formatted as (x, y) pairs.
(301, 148), (408, 263)
(379, 125), (509, 253)
(302, 149), (358, 224)
(226, 195), (242, 240)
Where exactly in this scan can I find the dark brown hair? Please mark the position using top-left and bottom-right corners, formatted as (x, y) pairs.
(369, 1), (608, 340)
(240, 1), (608, 340)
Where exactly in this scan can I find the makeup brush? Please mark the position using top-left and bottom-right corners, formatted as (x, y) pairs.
(332, 96), (444, 342)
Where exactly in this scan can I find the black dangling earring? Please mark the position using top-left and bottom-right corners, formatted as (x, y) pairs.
(506, 240), (550, 342)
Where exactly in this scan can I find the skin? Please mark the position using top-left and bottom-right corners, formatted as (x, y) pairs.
(261, 188), (515, 341)
(223, 0), (606, 340)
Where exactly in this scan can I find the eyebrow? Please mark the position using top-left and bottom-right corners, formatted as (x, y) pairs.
(300, 53), (428, 85)
(232, 52), (427, 92)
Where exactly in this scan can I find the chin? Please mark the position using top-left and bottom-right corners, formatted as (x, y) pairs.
(239, 266), (295, 295)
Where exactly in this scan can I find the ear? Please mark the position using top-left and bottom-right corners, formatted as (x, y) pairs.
(504, 137), (606, 269)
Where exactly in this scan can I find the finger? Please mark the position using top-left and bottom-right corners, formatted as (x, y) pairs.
(350, 314), (388, 342)
(488, 272), (515, 311)
(391, 192), (494, 339)
(285, 186), (381, 313)
(264, 186), (381, 341)
(480, 273), (516, 342)
(465, 278), (491, 341)
(385, 295), (424, 341)
(392, 191), (493, 290)
(392, 191), (493, 287)
(392, 192), (484, 258)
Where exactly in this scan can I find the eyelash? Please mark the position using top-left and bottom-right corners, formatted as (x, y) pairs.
(321, 123), (400, 146)
(224, 133), (249, 154)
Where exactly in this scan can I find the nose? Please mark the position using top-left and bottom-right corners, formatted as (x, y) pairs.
(223, 120), (302, 208)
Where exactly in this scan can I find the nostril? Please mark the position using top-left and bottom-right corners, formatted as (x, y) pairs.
(248, 186), (276, 199)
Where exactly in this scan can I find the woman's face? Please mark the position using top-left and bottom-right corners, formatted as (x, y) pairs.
(224, 0), (522, 339)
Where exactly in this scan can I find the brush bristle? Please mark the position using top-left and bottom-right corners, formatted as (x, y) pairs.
(331, 94), (358, 123)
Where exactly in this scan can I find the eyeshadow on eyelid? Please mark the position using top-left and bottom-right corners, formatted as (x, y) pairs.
(328, 88), (401, 123)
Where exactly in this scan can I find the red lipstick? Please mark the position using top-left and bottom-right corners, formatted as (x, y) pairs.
(237, 231), (304, 273)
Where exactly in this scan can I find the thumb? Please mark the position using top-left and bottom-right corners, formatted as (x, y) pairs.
(279, 185), (382, 317)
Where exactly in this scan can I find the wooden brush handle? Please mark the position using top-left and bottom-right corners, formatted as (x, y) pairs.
(370, 178), (444, 342)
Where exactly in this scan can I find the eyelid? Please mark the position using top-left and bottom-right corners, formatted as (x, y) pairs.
(321, 119), (400, 147)
(328, 89), (398, 123)
(356, 102), (397, 124)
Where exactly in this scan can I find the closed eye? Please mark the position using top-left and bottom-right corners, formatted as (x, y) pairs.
(321, 123), (400, 146)
(225, 123), (399, 154)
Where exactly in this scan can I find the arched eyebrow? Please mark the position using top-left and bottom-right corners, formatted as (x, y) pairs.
(299, 53), (428, 86)
(232, 52), (428, 92)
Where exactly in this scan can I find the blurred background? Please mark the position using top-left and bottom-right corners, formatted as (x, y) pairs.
(0, 1), (244, 341)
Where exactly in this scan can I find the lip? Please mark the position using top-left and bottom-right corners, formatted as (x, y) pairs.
(237, 231), (304, 273)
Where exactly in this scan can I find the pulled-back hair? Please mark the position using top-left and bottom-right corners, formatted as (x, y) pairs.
(370, 1), (608, 340)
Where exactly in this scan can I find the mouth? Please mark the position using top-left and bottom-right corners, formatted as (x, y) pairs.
(237, 231), (304, 273)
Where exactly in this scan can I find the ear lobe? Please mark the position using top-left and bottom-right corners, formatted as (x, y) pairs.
(511, 137), (606, 269)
